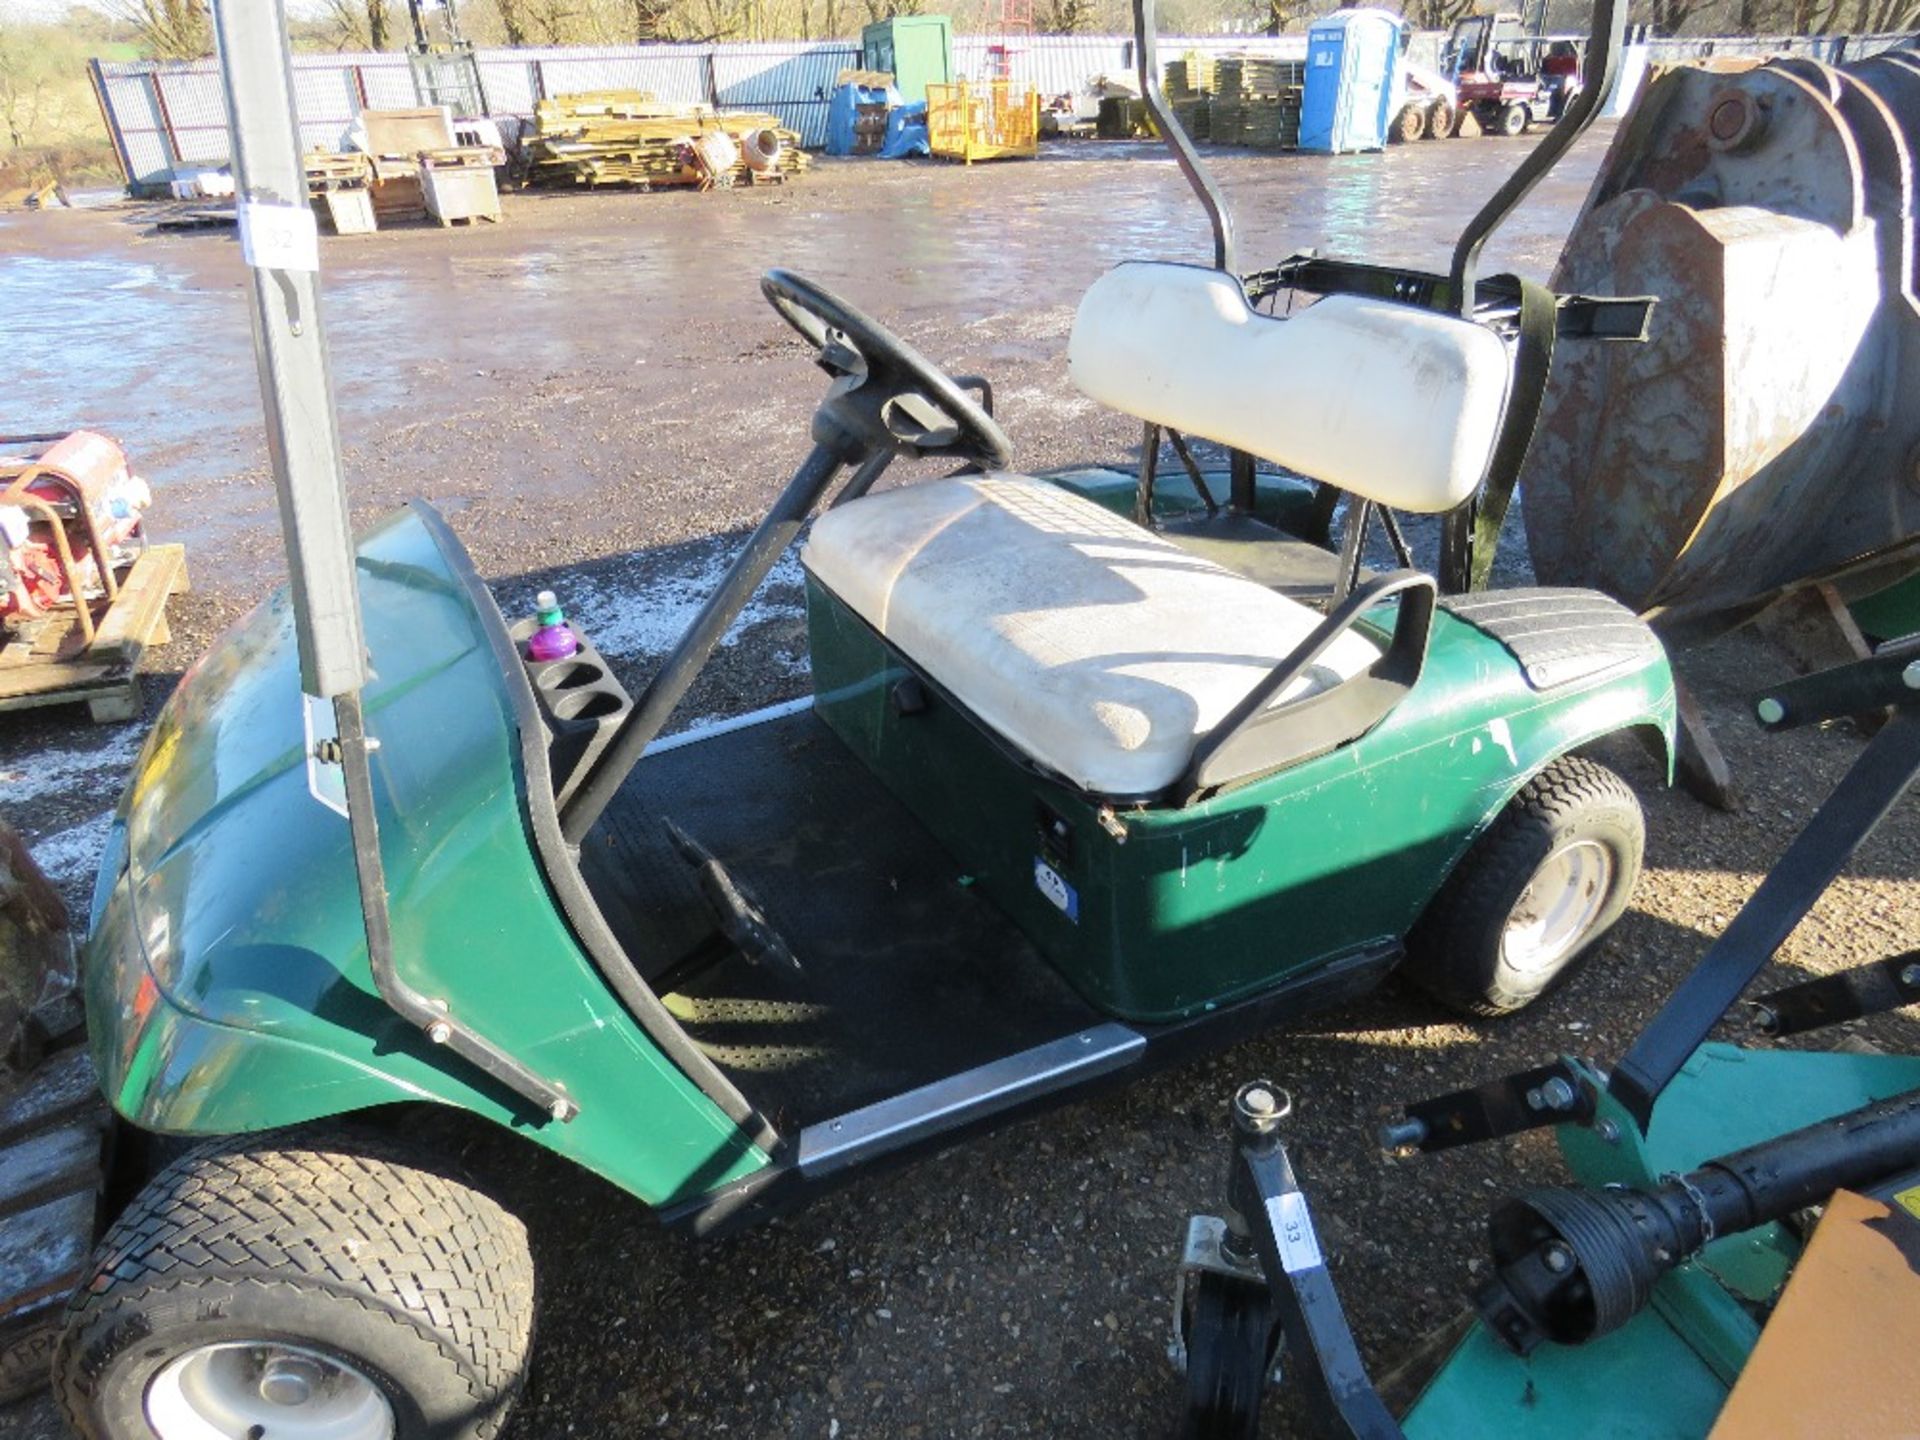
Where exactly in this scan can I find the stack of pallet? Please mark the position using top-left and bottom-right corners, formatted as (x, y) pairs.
(1243, 57), (1304, 149)
(527, 92), (809, 190)
(1212, 55), (1305, 148)
(1164, 53), (1214, 96)
(1163, 53), (1211, 140)
(304, 150), (375, 234)
(1212, 56), (1246, 145)
(1095, 96), (1156, 140)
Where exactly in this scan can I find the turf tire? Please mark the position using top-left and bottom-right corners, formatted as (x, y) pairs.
(1405, 754), (1643, 1018)
(55, 1133), (534, 1440)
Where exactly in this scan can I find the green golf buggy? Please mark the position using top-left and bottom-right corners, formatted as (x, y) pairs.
(53, 3), (1672, 1433)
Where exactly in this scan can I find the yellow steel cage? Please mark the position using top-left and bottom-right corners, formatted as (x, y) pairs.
(925, 80), (1040, 163)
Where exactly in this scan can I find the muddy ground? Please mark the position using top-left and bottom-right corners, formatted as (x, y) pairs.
(3, 133), (1917, 1438)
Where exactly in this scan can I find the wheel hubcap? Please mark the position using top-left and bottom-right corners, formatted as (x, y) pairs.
(146, 1341), (394, 1440)
(1501, 839), (1614, 976)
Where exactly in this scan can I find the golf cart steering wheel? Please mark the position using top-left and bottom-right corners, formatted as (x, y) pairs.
(762, 268), (1014, 471)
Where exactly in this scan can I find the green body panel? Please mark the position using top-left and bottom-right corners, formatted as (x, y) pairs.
(1404, 1043), (1920, 1436)
(806, 580), (1675, 1022)
(84, 508), (766, 1207)
(1850, 570), (1920, 642)
(860, 14), (953, 104)
(1404, 1318), (1729, 1440)
(1038, 466), (1323, 534)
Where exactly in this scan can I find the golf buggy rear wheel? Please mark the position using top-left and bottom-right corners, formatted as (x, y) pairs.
(55, 1133), (534, 1440)
(1406, 754), (1643, 1018)
(1496, 101), (1530, 136)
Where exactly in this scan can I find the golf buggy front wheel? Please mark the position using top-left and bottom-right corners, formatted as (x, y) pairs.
(55, 1135), (535, 1440)
(1405, 754), (1644, 1017)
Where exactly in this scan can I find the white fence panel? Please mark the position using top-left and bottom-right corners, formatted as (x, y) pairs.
(92, 30), (1916, 191)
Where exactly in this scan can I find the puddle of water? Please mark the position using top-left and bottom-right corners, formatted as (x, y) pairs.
(3, 253), (253, 468)
(3, 137), (1609, 593)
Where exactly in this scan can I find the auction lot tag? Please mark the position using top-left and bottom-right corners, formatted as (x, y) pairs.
(239, 199), (320, 273)
(1266, 1192), (1324, 1274)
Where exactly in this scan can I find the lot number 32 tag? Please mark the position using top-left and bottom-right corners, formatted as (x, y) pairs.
(238, 199), (321, 274)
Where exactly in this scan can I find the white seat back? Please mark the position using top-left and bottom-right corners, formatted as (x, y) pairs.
(1067, 261), (1512, 514)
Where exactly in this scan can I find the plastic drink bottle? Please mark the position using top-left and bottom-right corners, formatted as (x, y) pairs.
(527, 590), (580, 662)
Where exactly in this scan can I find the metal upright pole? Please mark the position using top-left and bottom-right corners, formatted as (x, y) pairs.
(211, 0), (365, 698)
(210, 0), (572, 1122)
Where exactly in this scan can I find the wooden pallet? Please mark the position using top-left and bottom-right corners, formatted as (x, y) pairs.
(0, 1046), (109, 1403)
(303, 150), (373, 192)
(0, 543), (188, 723)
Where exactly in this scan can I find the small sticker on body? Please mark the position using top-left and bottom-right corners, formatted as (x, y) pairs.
(1894, 1183), (1920, 1223)
(238, 199), (320, 273)
(1033, 857), (1080, 922)
(1265, 1192), (1324, 1274)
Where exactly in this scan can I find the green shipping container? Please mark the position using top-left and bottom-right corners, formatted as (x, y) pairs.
(862, 14), (954, 105)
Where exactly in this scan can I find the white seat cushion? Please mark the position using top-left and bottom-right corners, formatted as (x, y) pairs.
(802, 475), (1381, 798)
(1067, 261), (1511, 514)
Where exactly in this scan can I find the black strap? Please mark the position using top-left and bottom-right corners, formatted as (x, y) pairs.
(1439, 275), (1558, 593)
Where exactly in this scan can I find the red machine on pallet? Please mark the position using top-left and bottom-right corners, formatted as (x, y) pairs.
(0, 432), (151, 627)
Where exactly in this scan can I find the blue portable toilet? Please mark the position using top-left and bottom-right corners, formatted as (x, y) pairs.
(1299, 9), (1407, 154)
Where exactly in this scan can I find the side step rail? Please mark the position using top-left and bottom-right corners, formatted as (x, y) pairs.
(796, 1024), (1144, 1178)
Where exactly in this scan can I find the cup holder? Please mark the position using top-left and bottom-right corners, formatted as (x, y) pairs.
(551, 688), (624, 723)
(535, 659), (606, 692)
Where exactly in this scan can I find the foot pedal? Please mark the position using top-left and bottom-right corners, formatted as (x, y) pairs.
(663, 820), (804, 975)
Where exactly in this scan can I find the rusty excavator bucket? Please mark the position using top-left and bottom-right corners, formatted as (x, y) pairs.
(1522, 47), (1920, 639)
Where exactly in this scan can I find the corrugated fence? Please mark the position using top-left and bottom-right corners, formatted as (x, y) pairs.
(91, 29), (1913, 193)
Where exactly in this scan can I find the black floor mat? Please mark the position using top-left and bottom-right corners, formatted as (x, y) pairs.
(576, 707), (1100, 1130)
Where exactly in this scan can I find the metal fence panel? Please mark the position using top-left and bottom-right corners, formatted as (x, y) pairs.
(93, 30), (1918, 191)
(514, 45), (712, 106)
(477, 59), (539, 115)
(712, 44), (860, 147)
(357, 61), (419, 109)
(154, 65), (229, 166)
(98, 70), (172, 182)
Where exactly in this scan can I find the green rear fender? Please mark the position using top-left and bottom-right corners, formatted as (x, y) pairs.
(84, 507), (767, 1208)
(1403, 630), (1676, 899)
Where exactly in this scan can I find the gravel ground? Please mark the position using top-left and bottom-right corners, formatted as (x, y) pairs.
(2, 135), (1916, 1438)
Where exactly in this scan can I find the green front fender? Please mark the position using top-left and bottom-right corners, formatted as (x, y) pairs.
(83, 507), (766, 1208)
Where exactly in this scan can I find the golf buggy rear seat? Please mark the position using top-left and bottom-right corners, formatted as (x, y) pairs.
(801, 261), (1505, 802)
(805, 475), (1392, 799)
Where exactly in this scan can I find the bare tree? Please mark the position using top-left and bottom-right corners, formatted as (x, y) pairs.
(316, 0), (398, 48)
(1409, 0), (1477, 28)
(1258, 0), (1311, 32)
(105, 0), (212, 58)
(632, 0), (673, 37)
(0, 24), (46, 150)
